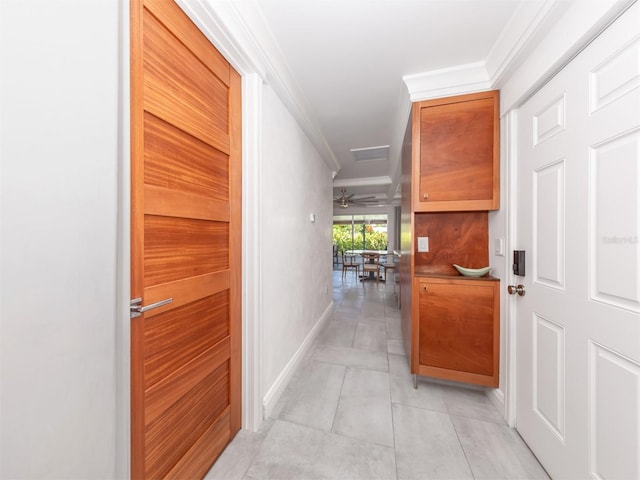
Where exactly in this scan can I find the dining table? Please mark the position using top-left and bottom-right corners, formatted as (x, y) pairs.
(345, 250), (390, 281)
(344, 249), (388, 257)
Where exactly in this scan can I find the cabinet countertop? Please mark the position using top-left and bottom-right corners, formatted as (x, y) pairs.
(413, 269), (500, 281)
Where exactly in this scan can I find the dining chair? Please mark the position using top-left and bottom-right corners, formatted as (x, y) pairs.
(341, 251), (359, 280)
(361, 252), (381, 285)
(381, 258), (396, 285)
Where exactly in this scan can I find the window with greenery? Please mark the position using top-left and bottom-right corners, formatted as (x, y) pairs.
(333, 214), (388, 253)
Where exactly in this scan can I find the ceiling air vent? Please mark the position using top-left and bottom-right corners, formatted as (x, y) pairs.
(350, 145), (390, 163)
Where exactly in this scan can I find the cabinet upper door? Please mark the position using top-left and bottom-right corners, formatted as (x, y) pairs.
(412, 90), (499, 211)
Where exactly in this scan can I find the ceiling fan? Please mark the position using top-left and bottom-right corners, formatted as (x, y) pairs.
(334, 189), (379, 208)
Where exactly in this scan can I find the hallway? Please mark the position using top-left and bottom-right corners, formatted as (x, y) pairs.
(205, 270), (549, 480)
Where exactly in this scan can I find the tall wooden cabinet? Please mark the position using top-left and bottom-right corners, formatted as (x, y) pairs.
(400, 90), (501, 389)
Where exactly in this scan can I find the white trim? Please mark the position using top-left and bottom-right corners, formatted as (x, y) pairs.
(486, 387), (506, 418)
(485, 0), (564, 86)
(504, 109), (519, 429)
(401, 1), (561, 103)
(387, 89), (412, 201)
(174, 0), (265, 77)
(175, 0), (269, 433)
(333, 176), (392, 188)
(116, 0), (131, 475)
(498, 0), (636, 114)
(262, 301), (335, 420)
(241, 73), (264, 432)
(403, 62), (491, 102)
(400, 0), (633, 108)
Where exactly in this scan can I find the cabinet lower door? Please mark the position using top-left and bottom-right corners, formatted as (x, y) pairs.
(417, 278), (499, 387)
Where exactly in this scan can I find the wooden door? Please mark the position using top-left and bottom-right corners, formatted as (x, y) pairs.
(514, 3), (639, 478)
(130, 0), (241, 478)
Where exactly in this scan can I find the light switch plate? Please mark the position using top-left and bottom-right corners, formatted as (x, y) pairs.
(418, 236), (429, 252)
(495, 238), (504, 256)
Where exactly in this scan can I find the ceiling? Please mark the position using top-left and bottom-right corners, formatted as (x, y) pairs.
(188, 0), (563, 208)
(255, 0), (526, 205)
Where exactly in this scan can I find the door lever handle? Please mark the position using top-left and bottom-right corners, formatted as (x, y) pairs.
(130, 297), (173, 318)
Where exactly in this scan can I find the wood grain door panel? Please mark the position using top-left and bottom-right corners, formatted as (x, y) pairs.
(143, 6), (230, 150)
(144, 112), (230, 201)
(419, 97), (495, 203)
(415, 277), (499, 387)
(412, 90), (499, 212)
(144, 357), (230, 479)
(143, 292), (229, 389)
(143, 216), (229, 287)
(419, 282), (494, 375)
(131, 0), (241, 477)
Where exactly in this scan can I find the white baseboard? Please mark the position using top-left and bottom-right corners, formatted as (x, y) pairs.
(485, 387), (506, 419)
(262, 301), (334, 419)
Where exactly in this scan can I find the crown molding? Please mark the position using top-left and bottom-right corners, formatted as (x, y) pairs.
(484, 0), (561, 86)
(498, 0), (636, 113)
(403, 62), (492, 102)
(386, 85), (412, 201)
(175, 0), (266, 77)
(333, 176), (392, 188)
(176, 0), (341, 174)
(402, 0), (562, 103)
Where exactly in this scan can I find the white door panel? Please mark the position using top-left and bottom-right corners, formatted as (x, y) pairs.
(533, 159), (565, 289)
(590, 343), (640, 479)
(590, 130), (640, 313)
(515, 3), (640, 479)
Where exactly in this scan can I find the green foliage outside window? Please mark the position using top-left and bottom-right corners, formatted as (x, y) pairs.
(332, 224), (353, 253)
(332, 223), (387, 253)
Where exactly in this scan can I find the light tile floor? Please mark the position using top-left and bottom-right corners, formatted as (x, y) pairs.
(205, 269), (549, 480)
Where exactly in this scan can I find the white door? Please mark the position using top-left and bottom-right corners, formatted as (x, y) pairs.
(514, 4), (640, 479)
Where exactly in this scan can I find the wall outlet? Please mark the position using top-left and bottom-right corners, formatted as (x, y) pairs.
(418, 236), (429, 252)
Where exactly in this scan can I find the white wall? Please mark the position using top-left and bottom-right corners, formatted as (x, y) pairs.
(0, 0), (120, 478)
(260, 84), (334, 415)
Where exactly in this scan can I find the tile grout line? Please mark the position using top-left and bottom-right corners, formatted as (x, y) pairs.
(450, 414), (478, 480)
(383, 301), (401, 480)
(328, 366), (348, 435)
(387, 354), (401, 480)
